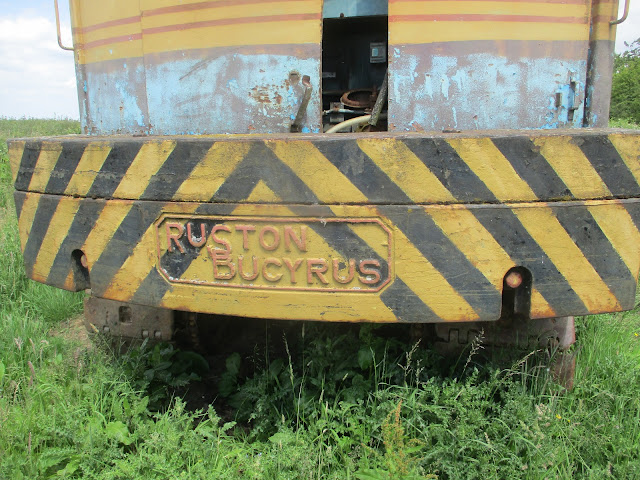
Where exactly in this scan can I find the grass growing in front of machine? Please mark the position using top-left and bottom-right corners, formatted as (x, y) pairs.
(1, 118), (640, 479)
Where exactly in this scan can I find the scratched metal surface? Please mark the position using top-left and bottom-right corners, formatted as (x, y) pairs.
(70, 0), (323, 135)
(387, 0), (595, 131)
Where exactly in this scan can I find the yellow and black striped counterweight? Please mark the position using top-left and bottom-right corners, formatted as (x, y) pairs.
(8, 130), (640, 323)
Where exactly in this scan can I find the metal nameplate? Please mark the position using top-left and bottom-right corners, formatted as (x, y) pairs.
(155, 215), (393, 292)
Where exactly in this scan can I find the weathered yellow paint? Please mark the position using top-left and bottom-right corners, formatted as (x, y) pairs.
(81, 200), (135, 269)
(140, 1), (321, 30)
(8, 140), (26, 185)
(609, 134), (640, 186)
(102, 218), (164, 300)
(161, 283), (396, 322)
(357, 138), (456, 203)
(428, 206), (513, 288)
(392, 1), (588, 18)
(31, 197), (82, 283)
(448, 138), (538, 202)
(534, 137), (612, 198)
(389, 21), (589, 44)
(17, 193), (41, 252)
(70, 0), (140, 29)
(244, 180), (282, 203)
(267, 141), (368, 204)
(587, 202), (640, 279)
(142, 21), (321, 55)
(512, 205), (621, 312)
(76, 40), (144, 65)
(113, 141), (176, 200)
(65, 142), (112, 197)
(590, 0), (618, 41)
(393, 228), (479, 322)
(530, 288), (556, 318)
(28, 142), (64, 193)
(173, 142), (251, 202)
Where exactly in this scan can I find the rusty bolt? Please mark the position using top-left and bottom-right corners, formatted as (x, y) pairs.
(154, 330), (162, 339)
(142, 330), (149, 339)
(505, 271), (523, 289)
(80, 254), (88, 269)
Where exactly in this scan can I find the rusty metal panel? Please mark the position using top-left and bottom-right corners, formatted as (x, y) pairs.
(69, 0), (323, 135)
(388, 0), (592, 131)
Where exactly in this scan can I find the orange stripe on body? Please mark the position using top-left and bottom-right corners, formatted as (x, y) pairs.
(390, 13), (586, 22)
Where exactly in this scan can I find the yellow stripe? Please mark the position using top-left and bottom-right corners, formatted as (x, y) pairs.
(112, 140), (176, 199)
(587, 202), (640, 279)
(390, 21), (588, 44)
(266, 140), (368, 203)
(70, 0), (141, 30)
(534, 136), (612, 198)
(428, 206), (513, 288)
(101, 224), (161, 300)
(173, 142), (251, 201)
(530, 288), (556, 318)
(391, 1), (587, 18)
(28, 142), (64, 192)
(357, 138), (456, 203)
(31, 198), (82, 283)
(106, 202), (201, 300)
(512, 205), (620, 312)
(141, 1), (321, 29)
(8, 140), (26, 185)
(77, 39), (143, 64)
(81, 201), (134, 268)
(65, 142), (112, 196)
(17, 193), (41, 252)
(608, 134), (640, 186)
(448, 138), (538, 202)
(142, 21), (320, 54)
(394, 229), (478, 321)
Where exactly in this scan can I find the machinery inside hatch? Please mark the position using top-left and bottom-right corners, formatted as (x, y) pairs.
(321, 14), (388, 132)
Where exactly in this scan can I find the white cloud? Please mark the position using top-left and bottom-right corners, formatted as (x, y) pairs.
(0, 15), (78, 119)
(615, 1), (640, 53)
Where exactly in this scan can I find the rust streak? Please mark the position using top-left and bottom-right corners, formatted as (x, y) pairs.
(77, 33), (142, 50)
(72, 15), (140, 35)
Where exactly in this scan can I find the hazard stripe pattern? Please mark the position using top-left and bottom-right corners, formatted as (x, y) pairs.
(8, 130), (640, 323)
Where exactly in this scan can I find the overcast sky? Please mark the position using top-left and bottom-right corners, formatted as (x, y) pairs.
(0, 0), (638, 119)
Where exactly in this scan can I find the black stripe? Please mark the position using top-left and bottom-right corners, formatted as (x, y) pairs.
(470, 207), (588, 316)
(401, 138), (498, 203)
(89, 202), (165, 296)
(380, 206), (501, 319)
(13, 141), (41, 191)
(86, 143), (142, 198)
(380, 278), (437, 323)
(130, 268), (172, 306)
(14, 191), (25, 219)
(22, 195), (61, 277)
(44, 142), (86, 194)
(45, 201), (106, 287)
(141, 141), (215, 200)
(552, 204), (636, 309)
(623, 200), (640, 232)
(492, 137), (574, 201)
(213, 142), (317, 203)
(315, 140), (412, 203)
(579, 136), (640, 197)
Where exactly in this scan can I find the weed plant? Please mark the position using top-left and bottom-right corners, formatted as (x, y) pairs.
(1, 119), (640, 479)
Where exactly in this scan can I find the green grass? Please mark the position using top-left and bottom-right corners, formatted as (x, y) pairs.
(1, 118), (640, 479)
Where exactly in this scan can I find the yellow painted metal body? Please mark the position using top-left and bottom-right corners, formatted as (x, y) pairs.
(9, 131), (640, 323)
